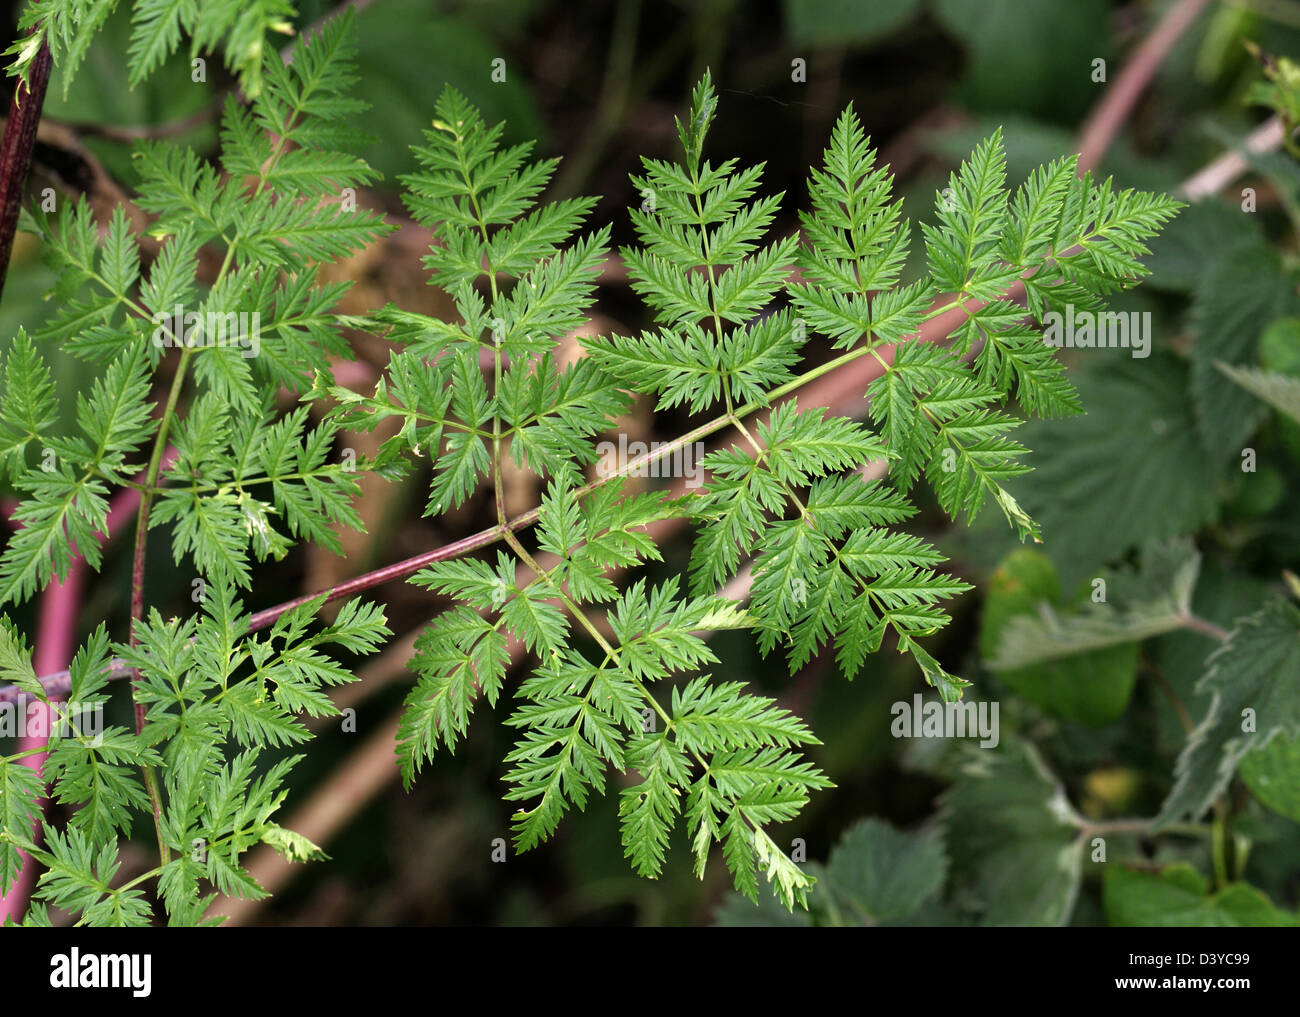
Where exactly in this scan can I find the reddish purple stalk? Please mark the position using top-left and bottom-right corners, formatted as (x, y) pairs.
(0, 486), (140, 919)
(1, 511), (523, 706)
(0, 37), (50, 303)
(0, 569), (82, 921)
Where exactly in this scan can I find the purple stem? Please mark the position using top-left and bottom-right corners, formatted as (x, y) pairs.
(0, 38), (50, 304)
(0, 485), (140, 919)
(0, 511), (521, 706)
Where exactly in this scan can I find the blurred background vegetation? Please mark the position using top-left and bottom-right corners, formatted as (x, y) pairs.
(3, 0), (1300, 925)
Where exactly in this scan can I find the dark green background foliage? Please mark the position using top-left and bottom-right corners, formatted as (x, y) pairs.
(0, 0), (1298, 926)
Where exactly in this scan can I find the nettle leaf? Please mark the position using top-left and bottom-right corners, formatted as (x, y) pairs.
(986, 540), (1201, 670)
(941, 738), (1082, 926)
(979, 548), (1138, 726)
(1189, 243), (1297, 459)
(1218, 360), (1300, 425)
(1157, 597), (1300, 827)
(1012, 357), (1219, 591)
(1104, 864), (1299, 927)
(1238, 732), (1300, 822)
(713, 813), (950, 927)
(823, 817), (948, 923)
